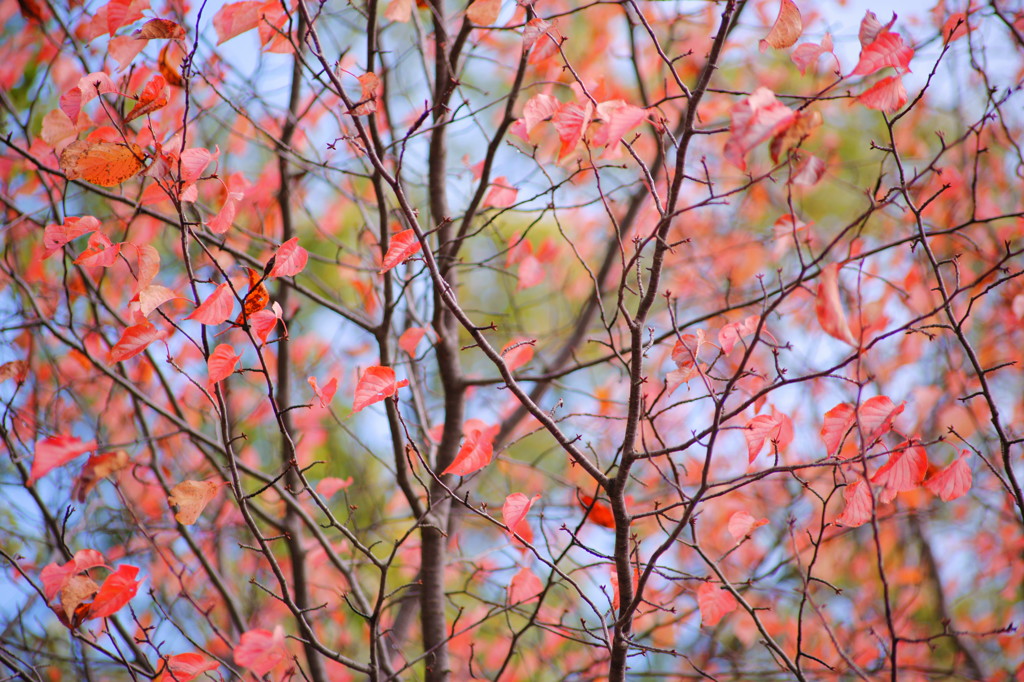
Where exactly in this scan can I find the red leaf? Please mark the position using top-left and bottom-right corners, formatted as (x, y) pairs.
(579, 494), (615, 529)
(501, 338), (535, 372)
(207, 344), (240, 383)
(820, 403), (856, 456)
(791, 32), (839, 74)
(858, 11), (897, 49)
(44, 216), (100, 258)
(835, 478), (873, 527)
(502, 492), (540, 535)
(815, 263), (858, 346)
(87, 564), (141, 619)
(441, 419), (498, 476)
(697, 582), (737, 627)
(851, 31), (914, 77)
(744, 411), (794, 464)
(858, 396), (905, 442)
(856, 75), (907, 113)
(759, 0), (802, 52)
(483, 177), (518, 208)
(235, 626), (287, 676)
(247, 305), (281, 344)
(109, 320), (161, 363)
(871, 441), (927, 503)
(398, 327), (428, 356)
(213, 1), (262, 44)
(73, 232), (120, 268)
(727, 511), (768, 541)
(185, 283), (235, 325)
(507, 565), (543, 605)
(552, 101), (593, 160)
(379, 229), (422, 273)
(268, 237), (309, 277)
(941, 12), (969, 44)
(924, 451), (972, 502)
(724, 87), (797, 170)
(352, 365), (408, 413)
(308, 376), (338, 408)
(40, 549), (106, 601)
(157, 653), (220, 682)
(30, 436), (97, 484)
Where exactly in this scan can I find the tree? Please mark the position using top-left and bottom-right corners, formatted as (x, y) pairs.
(1, 0), (1023, 679)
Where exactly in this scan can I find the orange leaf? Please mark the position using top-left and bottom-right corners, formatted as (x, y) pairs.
(132, 18), (186, 40)
(441, 419), (498, 476)
(759, 0), (803, 52)
(466, 0), (500, 26)
(186, 283), (235, 325)
(72, 450), (129, 502)
(379, 229), (422, 273)
(169, 480), (221, 525)
(579, 494), (615, 529)
(234, 268), (270, 324)
(398, 327), (428, 356)
(73, 231), (120, 267)
(552, 101), (593, 161)
(59, 141), (146, 187)
(40, 549), (106, 601)
(352, 365), (408, 412)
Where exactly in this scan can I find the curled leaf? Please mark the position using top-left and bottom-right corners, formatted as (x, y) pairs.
(759, 0), (803, 52)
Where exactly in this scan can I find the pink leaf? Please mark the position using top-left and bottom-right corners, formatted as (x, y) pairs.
(727, 511), (768, 541)
(483, 177), (518, 208)
(379, 229), (422, 273)
(30, 436), (97, 485)
(40, 109), (77, 150)
(743, 411), (794, 464)
(317, 476), (353, 497)
(109, 320), (161, 363)
(213, 1), (262, 44)
(592, 100), (647, 151)
(207, 344), (240, 383)
(73, 232), (120, 268)
(268, 237), (308, 277)
(178, 147), (214, 183)
(507, 565), (543, 605)
(441, 419), (499, 476)
(924, 451), (972, 502)
(516, 254), (545, 290)
(790, 154), (826, 186)
(941, 12), (969, 44)
(501, 338), (535, 372)
(352, 366), (407, 413)
(308, 376), (338, 408)
(851, 31), (914, 77)
(871, 441), (927, 503)
(551, 101), (593, 160)
(185, 283), (235, 325)
(247, 306), (281, 344)
(87, 564), (140, 619)
(522, 93), (559, 134)
(502, 492), (540, 535)
(815, 263), (858, 346)
(856, 75), (907, 113)
(759, 0), (803, 52)
(697, 582), (737, 627)
(398, 327), (427, 356)
(791, 33), (839, 74)
(858, 396), (905, 441)
(383, 0), (413, 22)
(820, 403), (856, 456)
(524, 18), (561, 63)
(724, 87), (797, 170)
(135, 285), (179, 317)
(234, 626), (287, 676)
(207, 191), (243, 234)
(858, 11), (897, 49)
(835, 478), (873, 527)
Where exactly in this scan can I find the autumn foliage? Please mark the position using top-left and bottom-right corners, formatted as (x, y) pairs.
(2, 0), (1024, 680)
